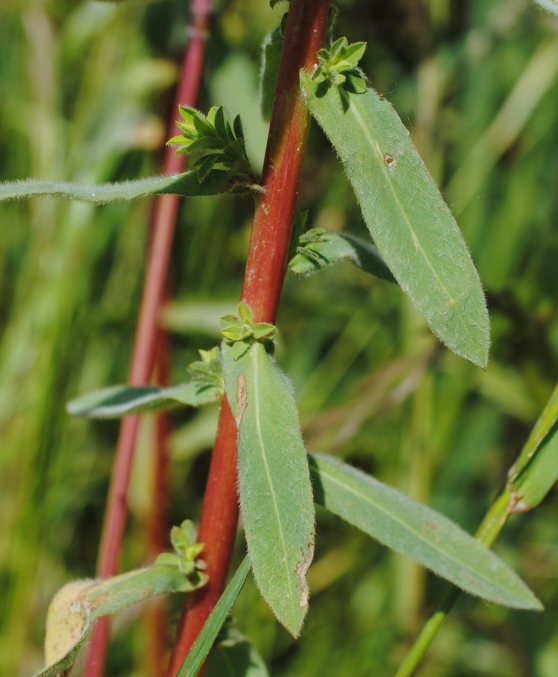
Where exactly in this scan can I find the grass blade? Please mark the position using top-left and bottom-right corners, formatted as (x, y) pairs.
(300, 74), (490, 367)
(222, 342), (315, 637)
(177, 556), (251, 677)
(310, 454), (541, 610)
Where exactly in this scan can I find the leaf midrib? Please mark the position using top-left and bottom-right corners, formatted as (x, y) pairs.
(346, 93), (482, 357)
(316, 458), (526, 601)
(250, 347), (296, 611)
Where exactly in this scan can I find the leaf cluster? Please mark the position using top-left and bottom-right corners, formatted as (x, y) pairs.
(220, 302), (277, 360)
(312, 37), (368, 98)
(168, 105), (256, 185)
(156, 519), (206, 576)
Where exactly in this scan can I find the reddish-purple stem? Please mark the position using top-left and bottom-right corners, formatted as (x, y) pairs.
(146, 324), (172, 677)
(166, 1), (330, 674)
(85, 3), (213, 675)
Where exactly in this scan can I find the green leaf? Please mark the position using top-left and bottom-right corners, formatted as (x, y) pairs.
(289, 228), (396, 283)
(508, 382), (558, 510)
(309, 454), (542, 610)
(177, 557), (251, 677)
(37, 564), (207, 677)
(237, 301), (254, 324)
(231, 339), (253, 360)
(169, 105), (256, 187)
(206, 627), (269, 677)
(166, 520), (205, 575)
(508, 382), (558, 481)
(0, 170), (255, 204)
(222, 342), (315, 637)
(259, 15), (286, 122)
(67, 381), (222, 419)
(533, 0), (558, 15)
(510, 426), (558, 511)
(300, 71), (490, 368)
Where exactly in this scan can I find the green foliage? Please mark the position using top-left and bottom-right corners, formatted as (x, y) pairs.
(289, 227), (396, 283)
(37, 521), (206, 677)
(310, 454), (541, 610)
(533, 0), (558, 15)
(312, 36), (368, 102)
(155, 519), (206, 575)
(221, 341), (315, 637)
(3, 1), (558, 675)
(221, 302), (277, 359)
(67, 348), (223, 417)
(168, 105), (257, 185)
(206, 626), (269, 677)
(177, 557), (251, 677)
(301, 62), (490, 368)
(0, 170), (254, 203)
(259, 14), (286, 122)
(508, 382), (558, 510)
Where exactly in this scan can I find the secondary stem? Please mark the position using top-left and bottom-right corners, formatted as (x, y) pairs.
(86, 4), (212, 675)
(393, 488), (514, 677)
(166, 1), (330, 673)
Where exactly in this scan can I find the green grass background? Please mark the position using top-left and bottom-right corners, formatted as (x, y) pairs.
(1, 0), (558, 675)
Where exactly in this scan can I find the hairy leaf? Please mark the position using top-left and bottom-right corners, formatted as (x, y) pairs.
(37, 564), (206, 677)
(300, 72), (490, 367)
(177, 557), (251, 677)
(289, 228), (396, 283)
(67, 382), (222, 418)
(310, 454), (541, 610)
(533, 0), (558, 15)
(0, 170), (255, 204)
(222, 342), (315, 637)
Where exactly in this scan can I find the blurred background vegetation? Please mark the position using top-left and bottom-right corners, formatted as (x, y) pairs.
(1, 0), (558, 675)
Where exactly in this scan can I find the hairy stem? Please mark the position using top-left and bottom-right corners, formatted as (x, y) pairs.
(166, 0), (331, 673)
(85, 4), (212, 675)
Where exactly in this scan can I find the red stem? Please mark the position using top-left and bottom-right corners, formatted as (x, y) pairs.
(86, 4), (213, 675)
(166, 1), (330, 673)
(146, 325), (173, 677)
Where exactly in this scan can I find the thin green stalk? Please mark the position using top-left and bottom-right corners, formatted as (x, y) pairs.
(393, 488), (513, 677)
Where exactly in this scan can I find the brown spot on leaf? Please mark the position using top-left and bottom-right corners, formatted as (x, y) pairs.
(383, 153), (397, 168)
(295, 544), (314, 608)
(236, 374), (247, 427)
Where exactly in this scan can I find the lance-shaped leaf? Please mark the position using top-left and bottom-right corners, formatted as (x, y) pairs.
(68, 347), (223, 418)
(222, 342), (315, 637)
(289, 227), (396, 283)
(67, 382), (222, 418)
(0, 169), (256, 204)
(533, 0), (558, 16)
(37, 563), (207, 677)
(300, 70), (490, 368)
(309, 454), (541, 610)
(507, 382), (558, 511)
(177, 556), (251, 677)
